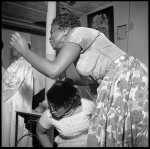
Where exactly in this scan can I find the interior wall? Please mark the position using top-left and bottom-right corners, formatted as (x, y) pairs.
(80, 1), (148, 66)
(128, 1), (148, 66)
(113, 1), (129, 53)
(31, 34), (46, 93)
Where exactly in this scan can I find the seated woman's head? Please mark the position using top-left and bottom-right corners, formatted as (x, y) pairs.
(47, 78), (81, 120)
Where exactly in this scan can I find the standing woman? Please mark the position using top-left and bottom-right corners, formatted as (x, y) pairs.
(10, 14), (148, 147)
(2, 47), (34, 147)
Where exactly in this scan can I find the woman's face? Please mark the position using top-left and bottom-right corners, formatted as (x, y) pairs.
(49, 25), (66, 51)
(49, 102), (72, 120)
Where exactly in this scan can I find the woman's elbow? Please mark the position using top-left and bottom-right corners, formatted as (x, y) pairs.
(36, 127), (41, 136)
(48, 68), (63, 79)
(49, 73), (59, 79)
(36, 124), (43, 136)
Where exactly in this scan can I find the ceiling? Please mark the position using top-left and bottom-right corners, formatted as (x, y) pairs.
(2, 1), (111, 36)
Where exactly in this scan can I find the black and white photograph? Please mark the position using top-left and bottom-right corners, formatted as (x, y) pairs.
(2, 1), (148, 147)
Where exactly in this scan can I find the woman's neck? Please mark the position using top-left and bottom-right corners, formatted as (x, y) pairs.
(65, 105), (82, 117)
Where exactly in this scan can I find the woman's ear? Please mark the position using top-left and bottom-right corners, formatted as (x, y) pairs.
(63, 28), (71, 36)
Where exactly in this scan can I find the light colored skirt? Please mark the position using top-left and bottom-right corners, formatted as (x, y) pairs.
(55, 134), (88, 147)
(87, 55), (148, 147)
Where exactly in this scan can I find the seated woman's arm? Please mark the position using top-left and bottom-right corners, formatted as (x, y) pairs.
(36, 122), (52, 147)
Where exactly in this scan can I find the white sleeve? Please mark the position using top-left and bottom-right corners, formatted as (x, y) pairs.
(39, 109), (52, 129)
(65, 27), (100, 53)
(2, 57), (33, 102)
(88, 100), (95, 113)
(82, 98), (95, 114)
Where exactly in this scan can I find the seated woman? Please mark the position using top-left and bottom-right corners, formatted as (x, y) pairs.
(36, 78), (94, 147)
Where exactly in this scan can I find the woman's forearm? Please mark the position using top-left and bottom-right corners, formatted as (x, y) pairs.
(37, 133), (52, 147)
(10, 32), (81, 79)
(22, 49), (58, 78)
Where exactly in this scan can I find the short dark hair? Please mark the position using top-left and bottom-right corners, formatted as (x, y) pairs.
(47, 78), (81, 110)
(51, 13), (81, 30)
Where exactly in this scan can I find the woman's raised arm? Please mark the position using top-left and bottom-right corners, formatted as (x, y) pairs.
(10, 32), (81, 79)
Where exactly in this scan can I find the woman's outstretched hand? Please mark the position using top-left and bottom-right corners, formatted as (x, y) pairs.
(10, 32), (29, 55)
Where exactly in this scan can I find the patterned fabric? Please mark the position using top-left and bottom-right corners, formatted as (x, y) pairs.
(87, 55), (148, 147)
(64, 27), (148, 147)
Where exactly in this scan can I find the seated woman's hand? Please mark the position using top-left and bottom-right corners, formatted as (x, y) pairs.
(10, 32), (29, 55)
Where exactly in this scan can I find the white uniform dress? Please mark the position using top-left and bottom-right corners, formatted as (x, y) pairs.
(39, 98), (94, 147)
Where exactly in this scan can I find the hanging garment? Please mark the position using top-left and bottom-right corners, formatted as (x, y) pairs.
(2, 57), (34, 147)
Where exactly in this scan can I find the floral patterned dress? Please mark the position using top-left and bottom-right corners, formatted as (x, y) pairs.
(65, 27), (148, 147)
